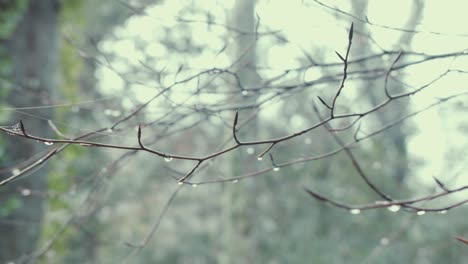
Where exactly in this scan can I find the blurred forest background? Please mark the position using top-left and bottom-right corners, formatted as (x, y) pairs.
(0, 0), (467, 263)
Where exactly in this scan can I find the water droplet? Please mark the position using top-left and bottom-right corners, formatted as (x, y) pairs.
(178, 182), (183, 185)
(44, 141), (54, 146)
(380, 237), (389, 245)
(21, 189), (31, 196)
(416, 210), (426, 216)
(273, 167), (280, 172)
(350, 209), (361, 215)
(164, 156), (173, 162)
(246, 147), (255, 155)
(106, 128), (113, 133)
(12, 168), (20, 176)
(191, 183), (198, 188)
(232, 179), (239, 183)
(257, 156), (263, 161)
(241, 90), (249, 96)
(387, 205), (401, 212)
(304, 138), (312, 145)
(439, 210), (447, 214)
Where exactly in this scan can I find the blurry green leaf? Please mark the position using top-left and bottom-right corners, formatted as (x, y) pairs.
(0, 195), (22, 216)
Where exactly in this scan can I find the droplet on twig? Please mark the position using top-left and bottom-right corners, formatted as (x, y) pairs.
(44, 141), (54, 146)
(164, 156), (173, 162)
(380, 237), (389, 246)
(246, 147), (255, 155)
(350, 209), (361, 215)
(416, 210), (426, 216)
(387, 205), (401, 212)
(21, 189), (31, 196)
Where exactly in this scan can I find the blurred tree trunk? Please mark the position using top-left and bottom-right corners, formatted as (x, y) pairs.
(351, 0), (424, 183)
(0, 0), (59, 263)
(220, 0), (262, 263)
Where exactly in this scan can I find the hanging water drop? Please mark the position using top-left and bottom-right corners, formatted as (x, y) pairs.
(21, 189), (31, 196)
(164, 156), (173, 162)
(246, 147), (255, 155)
(439, 210), (447, 214)
(350, 209), (361, 215)
(106, 128), (113, 133)
(12, 168), (20, 176)
(232, 179), (239, 183)
(387, 205), (401, 212)
(273, 167), (280, 172)
(44, 141), (54, 146)
(241, 90), (249, 96)
(257, 156), (263, 161)
(191, 183), (198, 188)
(416, 210), (426, 216)
(178, 181), (183, 185)
(380, 237), (389, 246)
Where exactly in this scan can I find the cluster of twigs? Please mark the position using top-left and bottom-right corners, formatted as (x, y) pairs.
(1, 22), (467, 262)
(1, 24), (467, 217)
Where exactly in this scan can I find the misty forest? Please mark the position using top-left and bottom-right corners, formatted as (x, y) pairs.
(0, 0), (467, 263)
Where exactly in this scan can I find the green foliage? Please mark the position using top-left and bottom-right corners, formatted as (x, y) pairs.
(0, 195), (21, 217)
(0, 0), (29, 39)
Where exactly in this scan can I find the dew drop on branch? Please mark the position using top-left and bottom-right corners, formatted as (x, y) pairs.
(273, 167), (280, 172)
(387, 205), (401, 212)
(350, 209), (361, 215)
(246, 147), (255, 155)
(44, 141), (54, 146)
(380, 237), (389, 246)
(21, 189), (31, 196)
(416, 210), (426, 216)
(12, 168), (20, 176)
(164, 156), (173, 162)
